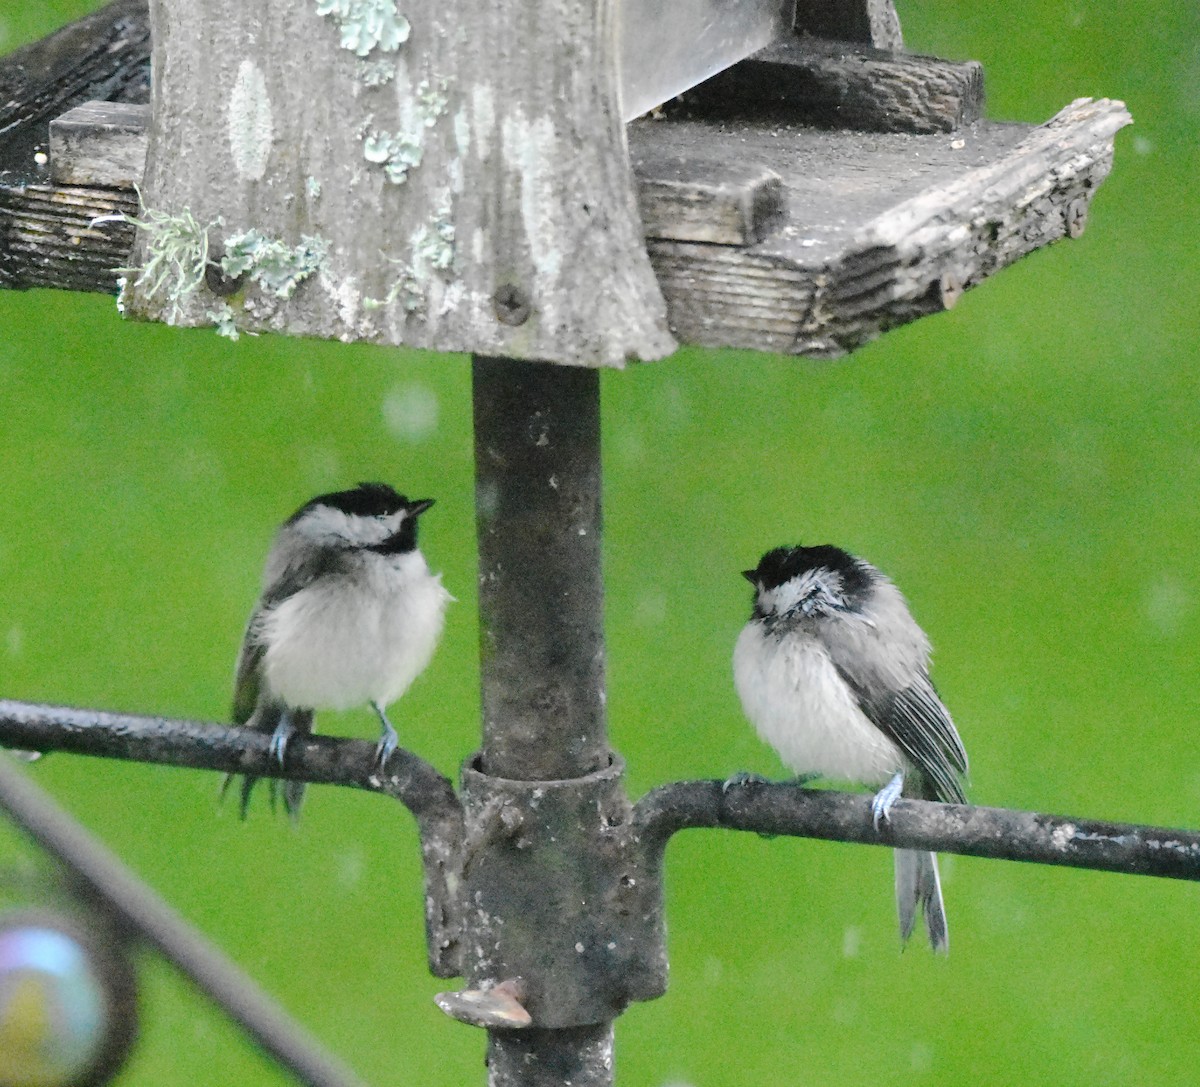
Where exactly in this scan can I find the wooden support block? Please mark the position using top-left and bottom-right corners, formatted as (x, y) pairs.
(637, 161), (783, 245)
(793, 0), (904, 50)
(687, 36), (985, 134)
(50, 101), (150, 188)
(0, 0), (149, 181)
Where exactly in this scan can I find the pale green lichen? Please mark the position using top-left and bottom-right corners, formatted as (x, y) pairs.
(364, 199), (455, 314)
(418, 80), (449, 118)
(221, 229), (329, 299)
(363, 129), (424, 184)
(315, 0), (410, 57)
(108, 197), (220, 322)
(306, 175), (322, 200)
(207, 302), (241, 341)
(357, 58), (397, 87)
(413, 201), (455, 272)
(362, 80), (449, 184)
(363, 263), (422, 313)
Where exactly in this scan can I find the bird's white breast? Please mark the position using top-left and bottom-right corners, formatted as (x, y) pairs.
(260, 550), (450, 711)
(733, 621), (906, 787)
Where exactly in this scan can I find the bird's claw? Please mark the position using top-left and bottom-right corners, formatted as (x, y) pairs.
(374, 715), (399, 775)
(722, 770), (769, 794)
(268, 716), (296, 769)
(870, 772), (905, 831)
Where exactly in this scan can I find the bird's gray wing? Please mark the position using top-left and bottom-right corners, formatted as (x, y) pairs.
(226, 549), (339, 818)
(832, 659), (968, 805)
(231, 625), (265, 726)
(230, 546), (346, 725)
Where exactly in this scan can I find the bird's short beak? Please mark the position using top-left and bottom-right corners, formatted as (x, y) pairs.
(408, 498), (435, 517)
(741, 569), (757, 584)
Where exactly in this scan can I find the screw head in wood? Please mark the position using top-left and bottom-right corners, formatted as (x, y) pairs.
(493, 283), (531, 326)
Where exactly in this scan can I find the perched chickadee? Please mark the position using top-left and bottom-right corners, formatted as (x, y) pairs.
(733, 544), (968, 952)
(225, 482), (452, 816)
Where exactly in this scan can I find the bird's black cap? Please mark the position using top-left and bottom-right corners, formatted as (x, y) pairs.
(743, 544), (872, 598)
(288, 482), (433, 523)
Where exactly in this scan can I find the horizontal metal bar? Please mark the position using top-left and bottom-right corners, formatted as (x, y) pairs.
(0, 698), (467, 976)
(634, 779), (1200, 882)
(6, 699), (1197, 886)
(0, 698), (455, 814)
(0, 757), (367, 1087)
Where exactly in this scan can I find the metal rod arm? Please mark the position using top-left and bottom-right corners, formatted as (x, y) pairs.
(0, 698), (466, 976)
(0, 757), (367, 1087)
(634, 779), (1200, 882)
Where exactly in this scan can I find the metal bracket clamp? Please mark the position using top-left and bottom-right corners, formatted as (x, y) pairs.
(440, 753), (668, 1029)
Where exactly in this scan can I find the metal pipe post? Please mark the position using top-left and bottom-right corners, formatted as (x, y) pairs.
(472, 356), (609, 781)
(471, 355), (614, 1086)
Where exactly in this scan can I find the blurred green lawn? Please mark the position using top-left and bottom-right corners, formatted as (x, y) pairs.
(2, 1), (1198, 1084)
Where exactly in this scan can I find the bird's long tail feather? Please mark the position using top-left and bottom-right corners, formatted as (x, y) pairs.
(220, 703), (313, 821)
(894, 848), (949, 953)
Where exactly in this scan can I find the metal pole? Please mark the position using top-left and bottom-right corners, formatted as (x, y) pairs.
(471, 355), (614, 1086)
(472, 356), (608, 781)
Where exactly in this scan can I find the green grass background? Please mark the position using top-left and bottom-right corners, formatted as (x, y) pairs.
(2, 2), (1198, 1084)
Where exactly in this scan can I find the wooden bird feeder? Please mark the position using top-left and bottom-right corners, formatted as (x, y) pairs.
(0, 0), (1128, 363)
(0, 3), (1140, 1086)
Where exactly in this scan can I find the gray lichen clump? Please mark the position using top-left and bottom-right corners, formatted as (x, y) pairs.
(116, 202), (216, 322)
(207, 302), (241, 341)
(362, 80), (449, 185)
(364, 200), (455, 316)
(221, 230), (329, 300)
(314, 0), (410, 57)
(363, 130), (424, 185)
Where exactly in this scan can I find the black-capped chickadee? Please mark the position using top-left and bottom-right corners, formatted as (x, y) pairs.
(225, 482), (452, 816)
(733, 544), (968, 952)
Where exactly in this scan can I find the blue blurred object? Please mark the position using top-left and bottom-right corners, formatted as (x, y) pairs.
(0, 912), (136, 1087)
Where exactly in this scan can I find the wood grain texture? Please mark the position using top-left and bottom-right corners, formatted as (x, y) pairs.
(127, 0), (674, 367)
(793, 0), (903, 50)
(0, 182), (135, 291)
(687, 37), (985, 134)
(631, 97), (1131, 357)
(50, 101), (149, 187)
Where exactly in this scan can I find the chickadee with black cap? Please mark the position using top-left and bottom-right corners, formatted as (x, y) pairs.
(733, 544), (968, 952)
(225, 482), (452, 817)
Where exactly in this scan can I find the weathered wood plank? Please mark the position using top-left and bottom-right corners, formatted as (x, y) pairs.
(632, 97), (1131, 356)
(126, 0), (674, 367)
(50, 100), (149, 188)
(684, 37), (984, 134)
(0, 0), (149, 183)
(637, 160), (783, 245)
